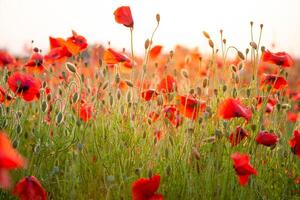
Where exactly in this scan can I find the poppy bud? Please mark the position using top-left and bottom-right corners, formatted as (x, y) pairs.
(16, 124), (22, 134)
(250, 21), (254, 26)
(116, 89), (121, 100)
(55, 112), (63, 125)
(203, 78), (208, 88)
(260, 24), (264, 29)
(41, 101), (48, 112)
(231, 65), (237, 73)
(126, 91), (132, 103)
(246, 48), (249, 55)
(203, 31), (211, 39)
(125, 80), (133, 87)
(102, 81), (109, 90)
(156, 14), (160, 23)
(157, 95), (164, 106)
(261, 46), (265, 53)
(196, 87), (202, 96)
(223, 39), (226, 44)
(109, 94), (114, 106)
(144, 39), (150, 49)
(237, 51), (245, 60)
(72, 92), (79, 103)
(250, 42), (257, 49)
(115, 73), (120, 84)
(208, 40), (214, 48)
(66, 62), (77, 73)
(181, 69), (189, 78)
(222, 85), (227, 92)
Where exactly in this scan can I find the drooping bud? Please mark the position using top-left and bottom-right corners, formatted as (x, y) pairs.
(66, 62), (77, 73)
(203, 31), (211, 39)
(156, 14), (160, 23)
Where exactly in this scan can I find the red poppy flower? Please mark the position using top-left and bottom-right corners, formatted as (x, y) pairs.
(25, 52), (45, 73)
(287, 112), (298, 123)
(218, 98), (252, 121)
(256, 97), (277, 113)
(229, 126), (248, 147)
(114, 6), (134, 28)
(289, 130), (300, 159)
(49, 37), (66, 49)
(176, 95), (206, 120)
(0, 50), (16, 68)
(103, 48), (131, 64)
(0, 86), (14, 106)
(141, 89), (158, 101)
(260, 74), (288, 90)
(8, 72), (41, 102)
(148, 112), (160, 123)
(0, 132), (26, 189)
(163, 105), (183, 128)
(262, 50), (294, 67)
(44, 46), (71, 64)
(157, 75), (177, 93)
(256, 131), (279, 147)
(149, 45), (163, 59)
(132, 174), (163, 200)
(65, 30), (88, 55)
(231, 152), (257, 186)
(79, 103), (93, 122)
(13, 176), (47, 200)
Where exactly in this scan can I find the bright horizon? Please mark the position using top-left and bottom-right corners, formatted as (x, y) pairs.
(0, 0), (300, 57)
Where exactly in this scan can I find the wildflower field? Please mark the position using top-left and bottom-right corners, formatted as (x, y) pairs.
(1, 5), (300, 200)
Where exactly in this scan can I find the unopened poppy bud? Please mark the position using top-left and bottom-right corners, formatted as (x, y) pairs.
(223, 39), (226, 44)
(16, 124), (22, 134)
(246, 48), (249, 55)
(192, 147), (201, 160)
(238, 62), (244, 70)
(156, 14), (160, 23)
(144, 39), (150, 49)
(181, 69), (189, 78)
(260, 24), (264, 29)
(56, 112), (63, 125)
(109, 94), (114, 106)
(42, 81), (47, 88)
(261, 46), (265, 53)
(250, 21), (254, 26)
(135, 168), (141, 176)
(237, 51), (245, 60)
(281, 103), (291, 109)
(126, 91), (132, 103)
(222, 85), (227, 92)
(203, 78), (208, 88)
(250, 42), (257, 49)
(116, 89), (121, 100)
(220, 29), (223, 34)
(72, 92), (79, 103)
(203, 31), (211, 39)
(189, 88), (194, 95)
(157, 95), (164, 106)
(102, 81), (109, 90)
(208, 40), (214, 48)
(66, 62), (77, 73)
(246, 88), (251, 97)
(148, 169), (153, 178)
(115, 73), (120, 84)
(120, 105), (125, 115)
(233, 88), (237, 98)
(125, 80), (133, 87)
(41, 101), (48, 112)
(99, 59), (103, 67)
(196, 87), (202, 96)
(231, 65), (237, 73)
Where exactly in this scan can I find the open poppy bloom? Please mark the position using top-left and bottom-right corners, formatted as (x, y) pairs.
(0, 132), (26, 189)
(8, 72), (41, 102)
(141, 89), (158, 101)
(13, 176), (47, 200)
(287, 112), (298, 123)
(218, 98), (252, 121)
(65, 30), (88, 55)
(256, 131), (279, 147)
(0, 50), (16, 68)
(45, 36), (72, 64)
(25, 52), (45, 73)
(260, 74), (288, 91)
(0, 86), (14, 106)
(231, 152), (257, 186)
(157, 75), (177, 93)
(262, 50), (294, 67)
(79, 103), (93, 122)
(114, 6), (134, 28)
(289, 130), (300, 159)
(132, 174), (163, 200)
(149, 45), (163, 59)
(229, 126), (248, 147)
(103, 48), (133, 73)
(256, 97), (277, 113)
(163, 105), (183, 128)
(176, 95), (206, 120)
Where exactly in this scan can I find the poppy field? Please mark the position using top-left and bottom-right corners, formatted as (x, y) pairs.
(1, 5), (300, 200)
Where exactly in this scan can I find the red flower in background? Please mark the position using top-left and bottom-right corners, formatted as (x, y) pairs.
(8, 72), (41, 102)
(262, 50), (294, 67)
(231, 152), (257, 186)
(25, 52), (45, 73)
(256, 97), (277, 113)
(79, 103), (93, 122)
(0, 86), (14, 106)
(13, 176), (47, 200)
(132, 174), (163, 200)
(103, 48), (133, 73)
(218, 98), (252, 121)
(287, 112), (298, 123)
(176, 95), (206, 120)
(0, 50), (16, 68)
(141, 89), (158, 101)
(256, 131), (279, 147)
(289, 130), (300, 159)
(157, 75), (177, 93)
(149, 45), (163, 59)
(114, 6), (134, 28)
(260, 74), (288, 90)
(229, 126), (248, 147)
(0, 131), (26, 189)
(65, 30), (88, 55)
(163, 105), (183, 128)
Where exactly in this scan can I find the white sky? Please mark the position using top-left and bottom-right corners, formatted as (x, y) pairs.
(0, 0), (299, 57)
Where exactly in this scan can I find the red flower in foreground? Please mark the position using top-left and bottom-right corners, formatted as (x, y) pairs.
(0, 132), (26, 189)
(256, 131), (279, 147)
(229, 126), (248, 147)
(114, 6), (134, 28)
(141, 89), (158, 101)
(262, 50), (294, 67)
(13, 176), (47, 200)
(25, 52), (45, 73)
(260, 74), (288, 90)
(176, 95), (206, 120)
(0, 51), (16, 67)
(218, 98), (252, 121)
(8, 72), (41, 102)
(132, 174), (163, 200)
(289, 130), (300, 159)
(157, 75), (177, 93)
(231, 152), (257, 186)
